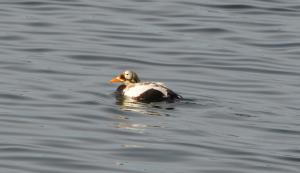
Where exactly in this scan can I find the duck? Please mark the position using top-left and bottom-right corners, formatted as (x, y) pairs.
(110, 70), (182, 102)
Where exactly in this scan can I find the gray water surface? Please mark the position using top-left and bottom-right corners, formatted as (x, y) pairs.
(1, 0), (300, 173)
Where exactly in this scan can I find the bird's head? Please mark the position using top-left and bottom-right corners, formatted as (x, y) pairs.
(110, 70), (140, 85)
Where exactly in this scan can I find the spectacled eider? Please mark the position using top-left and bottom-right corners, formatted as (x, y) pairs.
(110, 70), (182, 102)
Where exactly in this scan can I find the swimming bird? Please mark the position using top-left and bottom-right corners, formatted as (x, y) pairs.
(110, 70), (182, 102)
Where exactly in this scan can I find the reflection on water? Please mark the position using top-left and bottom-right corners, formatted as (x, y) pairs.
(114, 92), (176, 116)
(113, 97), (166, 135)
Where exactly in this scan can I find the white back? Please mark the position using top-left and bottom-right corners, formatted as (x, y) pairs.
(123, 82), (168, 98)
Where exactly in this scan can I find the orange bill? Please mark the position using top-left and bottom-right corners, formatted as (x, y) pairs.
(110, 77), (124, 83)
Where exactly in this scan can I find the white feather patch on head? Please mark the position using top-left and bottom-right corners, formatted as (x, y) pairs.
(123, 70), (133, 80)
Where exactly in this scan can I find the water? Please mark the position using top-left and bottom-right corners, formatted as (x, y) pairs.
(1, 0), (300, 172)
